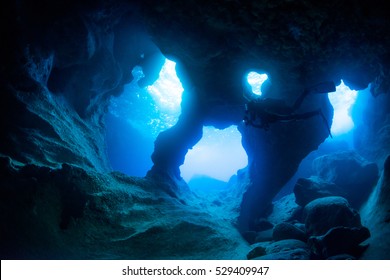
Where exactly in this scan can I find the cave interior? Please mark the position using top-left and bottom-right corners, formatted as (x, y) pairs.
(1, 0), (390, 260)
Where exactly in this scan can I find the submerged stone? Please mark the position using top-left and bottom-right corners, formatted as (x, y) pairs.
(303, 196), (362, 236)
(308, 226), (370, 259)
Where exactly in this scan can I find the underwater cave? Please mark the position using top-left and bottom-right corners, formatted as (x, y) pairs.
(1, 0), (390, 260)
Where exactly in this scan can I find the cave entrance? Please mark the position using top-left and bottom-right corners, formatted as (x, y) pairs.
(105, 58), (183, 177)
(246, 71), (269, 96)
(328, 80), (359, 138)
(180, 125), (248, 191)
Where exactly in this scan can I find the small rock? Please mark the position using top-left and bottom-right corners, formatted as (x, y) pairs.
(273, 222), (307, 242)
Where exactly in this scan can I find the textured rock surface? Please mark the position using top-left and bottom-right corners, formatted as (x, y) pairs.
(266, 193), (302, 225)
(312, 151), (379, 208)
(294, 177), (346, 207)
(0, 157), (249, 259)
(303, 196), (362, 236)
(361, 155), (390, 259)
(353, 91), (390, 167)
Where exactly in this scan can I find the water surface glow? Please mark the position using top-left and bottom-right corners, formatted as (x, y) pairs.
(328, 80), (358, 136)
(247, 72), (268, 96)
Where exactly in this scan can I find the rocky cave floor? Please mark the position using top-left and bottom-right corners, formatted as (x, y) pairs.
(1, 150), (390, 260)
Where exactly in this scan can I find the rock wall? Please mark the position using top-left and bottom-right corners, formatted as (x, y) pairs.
(1, 0), (163, 171)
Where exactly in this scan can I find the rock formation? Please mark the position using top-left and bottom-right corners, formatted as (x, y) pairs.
(1, 0), (390, 259)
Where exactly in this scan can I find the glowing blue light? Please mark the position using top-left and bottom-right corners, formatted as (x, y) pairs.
(247, 72), (268, 95)
(147, 59), (183, 114)
(108, 58), (183, 138)
(180, 126), (248, 182)
(328, 80), (358, 136)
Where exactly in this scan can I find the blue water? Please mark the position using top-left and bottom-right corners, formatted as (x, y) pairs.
(105, 59), (183, 176)
(180, 125), (248, 182)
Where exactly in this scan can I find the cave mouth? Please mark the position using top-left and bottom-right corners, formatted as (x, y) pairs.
(180, 125), (248, 190)
(328, 80), (359, 137)
(246, 71), (269, 96)
(105, 58), (183, 177)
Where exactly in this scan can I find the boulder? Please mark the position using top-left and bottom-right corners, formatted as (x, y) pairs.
(272, 222), (307, 242)
(293, 177), (346, 207)
(312, 151), (379, 208)
(303, 196), (362, 236)
(308, 226), (370, 259)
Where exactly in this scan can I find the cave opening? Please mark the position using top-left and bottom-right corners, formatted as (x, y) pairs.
(180, 125), (248, 190)
(246, 71), (269, 96)
(105, 58), (183, 177)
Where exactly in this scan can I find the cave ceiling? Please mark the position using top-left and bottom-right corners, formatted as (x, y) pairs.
(3, 0), (390, 117)
(140, 0), (390, 102)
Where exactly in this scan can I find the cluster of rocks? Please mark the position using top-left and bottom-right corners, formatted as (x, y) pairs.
(244, 151), (379, 260)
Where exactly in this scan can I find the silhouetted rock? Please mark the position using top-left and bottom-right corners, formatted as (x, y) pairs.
(303, 196), (362, 236)
(294, 177), (346, 207)
(312, 151), (379, 208)
(308, 226), (370, 259)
